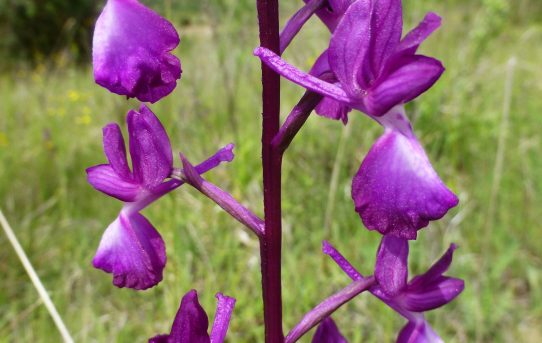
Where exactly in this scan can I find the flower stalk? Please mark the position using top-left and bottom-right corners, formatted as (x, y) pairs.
(256, 0), (284, 341)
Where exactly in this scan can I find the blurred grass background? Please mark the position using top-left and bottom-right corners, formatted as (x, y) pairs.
(1, 0), (541, 341)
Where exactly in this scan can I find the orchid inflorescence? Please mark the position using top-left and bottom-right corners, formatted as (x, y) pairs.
(87, 0), (464, 341)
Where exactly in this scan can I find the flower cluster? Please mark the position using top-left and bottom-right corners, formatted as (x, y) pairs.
(88, 0), (236, 339)
(87, 0), (464, 341)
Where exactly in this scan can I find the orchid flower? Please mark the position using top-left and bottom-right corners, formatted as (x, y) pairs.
(311, 317), (347, 343)
(87, 105), (234, 289)
(149, 290), (236, 343)
(323, 240), (464, 342)
(93, 0), (182, 103)
(255, 0), (443, 118)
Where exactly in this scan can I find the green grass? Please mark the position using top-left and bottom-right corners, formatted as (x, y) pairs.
(1, 1), (542, 342)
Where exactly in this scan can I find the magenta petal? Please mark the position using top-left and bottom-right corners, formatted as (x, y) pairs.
(311, 317), (348, 343)
(367, 55), (444, 116)
(169, 290), (210, 343)
(367, 0), (403, 76)
(352, 130), (458, 239)
(328, 0), (372, 93)
(210, 293), (236, 343)
(408, 244), (457, 289)
(93, 0), (181, 103)
(254, 47), (351, 104)
(307, 0), (353, 31)
(127, 105), (173, 189)
(375, 235), (409, 296)
(92, 212), (166, 290)
(315, 96), (351, 123)
(401, 277), (464, 312)
(396, 12), (442, 56)
(103, 123), (131, 179)
(86, 164), (141, 202)
(397, 321), (443, 343)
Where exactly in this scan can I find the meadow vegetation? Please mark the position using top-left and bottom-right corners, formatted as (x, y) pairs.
(0, 0), (541, 341)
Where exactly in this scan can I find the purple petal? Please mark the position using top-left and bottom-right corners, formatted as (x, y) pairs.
(168, 290), (210, 343)
(128, 105), (173, 189)
(401, 277), (464, 312)
(93, 0), (181, 103)
(311, 317), (348, 343)
(396, 12), (441, 56)
(352, 129), (458, 239)
(315, 96), (351, 123)
(375, 235), (409, 296)
(309, 50), (332, 77)
(308, 50), (351, 123)
(328, 0), (373, 93)
(397, 321), (443, 343)
(281, 0), (326, 53)
(366, 55), (444, 116)
(308, 0), (354, 31)
(210, 293), (236, 343)
(86, 164), (141, 202)
(103, 123), (131, 180)
(367, 0), (403, 76)
(92, 212), (166, 290)
(408, 244), (457, 289)
(254, 47), (352, 104)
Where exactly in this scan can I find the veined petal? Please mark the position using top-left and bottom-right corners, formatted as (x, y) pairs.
(311, 317), (348, 343)
(367, 0), (403, 77)
(254, 47), (352, 104)
(210, 293), (236, 343)
(366, 55), (444, 116)
(396, 12), (442, 56)
(86, 164), (141, 202)
(93, 0), (181, 103)
(103, 123), (131, 179)
(375, 235), (409, 296)
(128, 105), (173, 189)
(408, 244), (457, 290)
(92, 212), (166, 290)
(401, 277), (464, 312)
(397, 321), (444, 343)
(352, 129), (458, 239)
(328, 0), (372, 93)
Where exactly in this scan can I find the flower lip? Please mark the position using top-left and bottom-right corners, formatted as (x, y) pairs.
(92, 211), (166, 290)
(93, 0), (182, 103)
(351, 108), (458, 239)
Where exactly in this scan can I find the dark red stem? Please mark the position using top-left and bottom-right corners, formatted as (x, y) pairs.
(257, 0), (284, 342)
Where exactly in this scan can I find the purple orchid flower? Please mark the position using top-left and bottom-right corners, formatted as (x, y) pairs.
(258, 0), (457, 239)
(323, 240), (464, 343)
(93, 0), (182, 103)
(87, 105), (234, 289)
(312, 317), (347, 343)
(149, 290), (236, 343)
(255, 0), (443, 117)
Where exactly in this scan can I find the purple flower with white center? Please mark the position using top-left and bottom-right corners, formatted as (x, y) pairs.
(93, 0), (182, 103)
(87, 105), (235, 289)
(149, 290), (236, 343)
(255, 0), (443, 117)
(312, 317), (347, 343)
(352, 107), (458, 239)
(322, 240), (463, 342)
